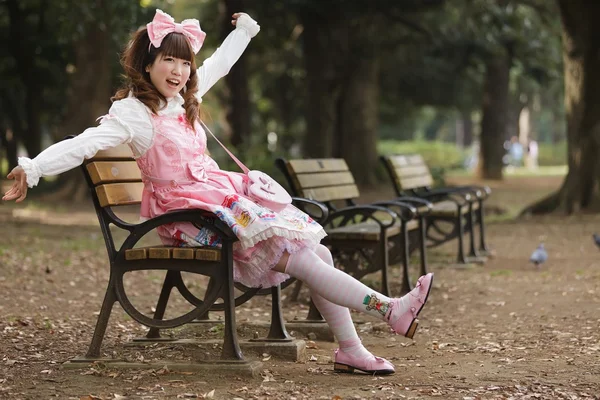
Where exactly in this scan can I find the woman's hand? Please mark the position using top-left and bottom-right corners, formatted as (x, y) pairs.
(2, 166), (28, 202)
(231, 12), (249, 26)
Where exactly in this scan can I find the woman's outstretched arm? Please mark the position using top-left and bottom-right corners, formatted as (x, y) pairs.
(2, 98), (150, 202)
(195, 12), (260, 99)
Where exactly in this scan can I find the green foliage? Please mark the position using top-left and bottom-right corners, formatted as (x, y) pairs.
(378, 140), (467, 169)
(0, 0), (567, 188)
(0, 0), (153, 148)
(538, 141), (566, 166)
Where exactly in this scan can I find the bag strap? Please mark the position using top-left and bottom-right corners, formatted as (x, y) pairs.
(200, 120), (250, 174)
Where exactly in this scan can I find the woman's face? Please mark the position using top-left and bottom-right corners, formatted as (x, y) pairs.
(147, 54), (191, 100)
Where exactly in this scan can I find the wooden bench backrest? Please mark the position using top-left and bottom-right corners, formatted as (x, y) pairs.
(282, 158), (360, 202)
(84, 144), (143, 207)
(383, 154), (433, 191)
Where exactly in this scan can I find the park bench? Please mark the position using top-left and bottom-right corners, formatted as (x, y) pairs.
(275, 157), (432, 296)
(380, 153), (491, 263)
(76, 141), (307, 365)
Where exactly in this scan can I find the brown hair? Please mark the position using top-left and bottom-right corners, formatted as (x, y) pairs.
(112, 28), (201, 127)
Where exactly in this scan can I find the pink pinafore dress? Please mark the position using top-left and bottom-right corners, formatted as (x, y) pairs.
(136, 111), (326, 288)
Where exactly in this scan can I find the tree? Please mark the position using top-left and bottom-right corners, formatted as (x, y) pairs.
(524, 1), (600, 214)
(0, 0), (150, 198)
(220, 0), (251, 148)
(292, 0), (445, 186)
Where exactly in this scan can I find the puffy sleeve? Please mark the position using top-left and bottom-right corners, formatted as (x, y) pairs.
(18, 97), (153, 188)
(196, 13), (260, 99)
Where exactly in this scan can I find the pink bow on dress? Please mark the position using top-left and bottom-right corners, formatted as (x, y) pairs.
(147, 9), (206, 54)
(187, 161), (209, 183)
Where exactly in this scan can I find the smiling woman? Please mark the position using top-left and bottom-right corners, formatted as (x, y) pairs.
(147, 55), (191, 99)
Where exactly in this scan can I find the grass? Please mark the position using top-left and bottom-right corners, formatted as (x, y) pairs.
(447, 165), (567, 178)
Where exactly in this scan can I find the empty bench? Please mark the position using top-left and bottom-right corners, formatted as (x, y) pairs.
(381, 153), (491, 263)
(276, 157), (431, 296)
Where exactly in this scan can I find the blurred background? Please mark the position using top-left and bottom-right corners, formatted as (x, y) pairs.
(0, 0), (595, 215)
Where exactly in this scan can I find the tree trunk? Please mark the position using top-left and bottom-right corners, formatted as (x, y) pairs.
(461, 109), (473, 147)
(0, 95), (19, 173)
(301, 15), (345, 157)
(23, 85), (42, 157)
(55, 25), (111, 141)
(6, 0), (42, 158)
(524, 1), (600, 214)
(477, 53), (511, 180)
(221, 0), (250, 149)
(337, 56), (380, 187)
(44, 2), (112, 202)
(0, 129), (18, 174)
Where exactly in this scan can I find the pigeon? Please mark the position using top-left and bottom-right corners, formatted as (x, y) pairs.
(529, 244), (547, 269)
(593, 233), (600, 249)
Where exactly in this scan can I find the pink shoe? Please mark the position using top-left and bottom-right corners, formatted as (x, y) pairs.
(385, 273), (434, 339)
(333, 348), (395, 375)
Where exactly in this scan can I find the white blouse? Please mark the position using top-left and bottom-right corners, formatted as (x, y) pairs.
(19, 14), (260, 188)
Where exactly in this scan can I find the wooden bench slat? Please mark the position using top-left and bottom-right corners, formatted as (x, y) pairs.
(96, 182), (144, 207)
(196, 248), (221, 261)
(288, 159), (350, 173)
(384, 155), (433, 190)
(125, 248), (147, 260)
(393, 165), (430, 179)
(399, 175), (434, 190)
(87, 161), (142, 184)
(387, 155), (410, 167)
(94, 144), (135, 160)
(173, 248), (195, 259)
(296, 171), (356, 189)
(148, 248), (172, 259)
(387, 154), (427, 167)
(125, 246), (221, 261)
(406, 154), (426, 165)
(301, 184), (360, 202)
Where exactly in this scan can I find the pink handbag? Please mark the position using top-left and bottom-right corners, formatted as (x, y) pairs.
(201, 121), (292, 212)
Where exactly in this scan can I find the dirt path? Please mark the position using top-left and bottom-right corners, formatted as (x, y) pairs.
(1, 177), (599, 399)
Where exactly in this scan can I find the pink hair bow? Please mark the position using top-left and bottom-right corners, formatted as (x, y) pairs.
(147, 9), (206, 54)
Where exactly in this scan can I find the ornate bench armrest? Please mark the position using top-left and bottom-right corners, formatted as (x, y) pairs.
(291, 196), (329, 224)
(417, 188), (472, 206)
(394, 196), (434, 215)
(451, 185), (492, 199)
(371, 201), (417, 221)
(327, 205), (398, 230)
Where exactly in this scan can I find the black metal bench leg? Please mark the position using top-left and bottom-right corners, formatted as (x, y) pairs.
(220, 248), (244, 361)
(418, 217), (428, 277)
(146, 270), (178, 339)
(467, 204), (479, 258)
(85, 280), (118, 358)
(194, 277), (216, 321)
(477, 202), (490, 255)
(380, 235), (393, 297)
(266, 285), (292, 340)
(399, 222), (412, 295)
(306, 299), (325, 321)
(289, 280), (304, 302)
(456, 208), (467, 263)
